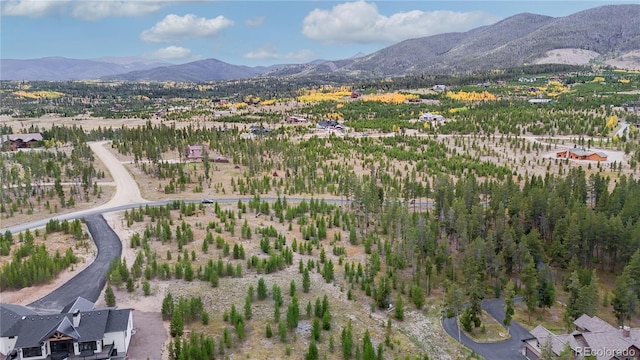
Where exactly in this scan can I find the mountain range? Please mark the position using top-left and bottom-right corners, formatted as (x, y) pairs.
(2, 4), (639, 82)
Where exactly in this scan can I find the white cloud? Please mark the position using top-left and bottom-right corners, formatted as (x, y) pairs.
(1, 0), (169, 19)
(244, 45), (314, 61)
(71, 0), (167, 21)
(302, 0), (500, 44)
(1, 0), (70, 18)
(244, 16), (265, 27)
(150, 45), (193, 60)
(140, 13), (234, 43)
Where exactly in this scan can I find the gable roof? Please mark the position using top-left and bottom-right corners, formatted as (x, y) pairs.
(105, 309), (131, 333)
(60, 297), (95, 314)
(0, 133), (43, 143)
(14, 310), (111, 348)
(2, 298), (132, 350)
(574, 314), (616, 332)
(528, 315), (640, 360)
(0, 304), (38, 337)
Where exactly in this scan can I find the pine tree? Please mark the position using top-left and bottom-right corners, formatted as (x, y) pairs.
(312, 318), (321, 341)
(303, 268), (311, 293)
(245, 294), (252, 320)
(341, 320), (353, 359)
(394, 294), (404, 321)
(305, 341), (319, 360)
(257, 278), (268, 300)
(162, 292), (174, 320)
(289, 279), (296, 296)
(170, 310), (184, 338)
(362, 330), (376, 360)
(537, 266), (556, 309)
(105, 285), (116, 307)
(504, 280), (515, 330)
(322, 309), (331, 330)
(521, 257), (538, 322)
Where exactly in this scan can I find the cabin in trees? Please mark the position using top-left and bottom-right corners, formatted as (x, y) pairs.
(0, 133), (43, 151)
(556, 149), (608, 161)
(523, 315), (640, 360)
(316, 120), (345, 131)
(528, 98), (553, 105)
(184, 145), (229, 163)
(0, 297), (133, 360)
(285, 115), (307, 123)
(418, 112), (445, 123)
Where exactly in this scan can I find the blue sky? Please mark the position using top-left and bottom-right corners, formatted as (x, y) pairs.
(0, 0), (634, 66)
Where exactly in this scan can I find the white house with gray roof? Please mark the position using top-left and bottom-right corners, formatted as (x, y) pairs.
(523, 314), (640, 360)
(0, 297), (133, 360)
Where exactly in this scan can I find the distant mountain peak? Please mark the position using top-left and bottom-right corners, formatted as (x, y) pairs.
(2, 4), (638, 81)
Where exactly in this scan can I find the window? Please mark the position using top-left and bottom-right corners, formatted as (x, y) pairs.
(22, 346), (42, 358)
(79, 341), (97, 351)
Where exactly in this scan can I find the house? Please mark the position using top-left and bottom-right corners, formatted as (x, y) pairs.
(418, 112), (444, 122)
(523, 315), (640, 360)
(0, 297), (133, 360)
(248, 125), (271, 135)
(185, 145), (209, 161)
(316, 120), (345, 131)
(184, 145), (229, 163)
(556, 149), (608, 161)
(0, 133), (43, 151)
(528, 98), (553, 105)
(286, 116), (307, 123)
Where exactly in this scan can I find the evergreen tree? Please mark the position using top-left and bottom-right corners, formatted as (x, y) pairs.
(362, 330), (376, 360)
(257, 278), (268, 300)
(162, 292), (174, 320)
(312, 318), (321, 341)
(322, 308), (331, 330)
(105, 285), (116, 307)
(286, 295), (300, 329)
(341, 320), (354, 359)
(536, 266), (556, 309)
(305, 341), (319, 360)
(289, 279), (296, 296)
(170, 310), (184, 338)
(303, 268), (311, 293)
(612, 273), (638, 326)
(521, 257), (538, 322)
(504, 280), (515, 330)
(245, 294), (252, 320)
(394, 294), (404, 321)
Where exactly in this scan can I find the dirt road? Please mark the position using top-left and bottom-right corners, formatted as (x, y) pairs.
(88, 141), (147, 209)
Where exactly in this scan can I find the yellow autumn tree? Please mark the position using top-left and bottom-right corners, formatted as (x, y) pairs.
(446, 91), (497, 102)
(606, 115), (618, 129)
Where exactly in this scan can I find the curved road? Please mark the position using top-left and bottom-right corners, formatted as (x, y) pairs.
(2, 141), (358, 311)
(442, 298), (530, 360)
(28, 215), (122, 312)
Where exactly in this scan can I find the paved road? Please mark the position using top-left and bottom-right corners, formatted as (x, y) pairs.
(442, 298), (530, 360)
(27, 214), (122, 312)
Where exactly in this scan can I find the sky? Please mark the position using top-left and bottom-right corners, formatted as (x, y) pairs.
(0, 0), (635, 66)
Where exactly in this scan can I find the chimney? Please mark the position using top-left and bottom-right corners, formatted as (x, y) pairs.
(622, 326), (630, 338)
(72, 310), (81, 327)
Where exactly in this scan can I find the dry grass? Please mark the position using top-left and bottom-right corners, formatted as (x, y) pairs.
(95, 202), (461, 360)
(463, 310), (511, 343)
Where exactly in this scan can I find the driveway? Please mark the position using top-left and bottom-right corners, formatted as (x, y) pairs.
(28, 214), (122, 312)
(442, 298), (530, 360)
